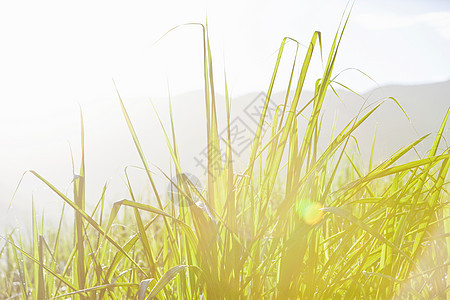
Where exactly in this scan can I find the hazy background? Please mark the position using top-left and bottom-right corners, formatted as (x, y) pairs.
(1, 0), (449, 229)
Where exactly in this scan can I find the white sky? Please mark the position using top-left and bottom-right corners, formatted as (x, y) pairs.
(0, 0), (449, 110)
(1, 0), (449, 158)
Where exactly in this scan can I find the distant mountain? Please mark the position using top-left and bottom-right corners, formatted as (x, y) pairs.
(327, 80), (450, 160)
(1, 81), (449, 228)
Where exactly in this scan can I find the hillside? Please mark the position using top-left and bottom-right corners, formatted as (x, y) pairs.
(1, 80), (449, 227)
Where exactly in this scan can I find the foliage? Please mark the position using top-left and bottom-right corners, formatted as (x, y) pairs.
(1, 9), (449, 299)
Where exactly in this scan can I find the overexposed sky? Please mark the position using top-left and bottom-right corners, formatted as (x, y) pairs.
(0, 0), (449, 111)
(1, 0), (449, 162)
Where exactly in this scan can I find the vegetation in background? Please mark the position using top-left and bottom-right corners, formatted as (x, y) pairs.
(1, 8), (449, 299)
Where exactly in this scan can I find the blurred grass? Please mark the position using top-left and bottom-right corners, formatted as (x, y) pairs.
(1, 9), (449, 300)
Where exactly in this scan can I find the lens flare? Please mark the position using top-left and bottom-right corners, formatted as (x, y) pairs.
(297, 201), (324, 225)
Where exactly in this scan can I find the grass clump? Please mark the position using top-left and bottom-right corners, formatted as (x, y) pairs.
(1, 11), (449, 300)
